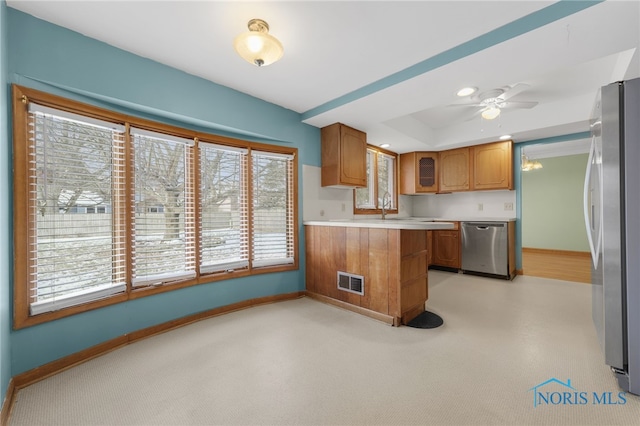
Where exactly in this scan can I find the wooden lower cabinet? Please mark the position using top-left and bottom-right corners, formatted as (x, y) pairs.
(431, 228), (461, 269)
(427, 231), (433, 266)
(305, 225), (428, 325)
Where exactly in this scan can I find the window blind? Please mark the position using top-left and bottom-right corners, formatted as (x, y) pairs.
(377, 152), (396, 209)
(28, 105), (127, 315)
(130, 129), (196, 287)
(199, 142), (249, 273)
(355, 149), (376, 209)
(250, 151), (294, 268)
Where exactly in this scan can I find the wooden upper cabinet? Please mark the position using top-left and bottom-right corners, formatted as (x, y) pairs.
(321, 123), (367, 187)
(399, 152), (438, 194)
(439, 147), (471, 192)
(472, 140), (513, 190)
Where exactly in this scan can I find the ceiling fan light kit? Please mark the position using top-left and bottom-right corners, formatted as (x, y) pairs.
(449, 83), (539, 122)
(234, 19), (284, 67)
(481, 106), (501, 120)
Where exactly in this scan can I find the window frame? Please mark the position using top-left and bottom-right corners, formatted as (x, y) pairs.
(353, 145), (399, 215)
(11, 85), (299, 329)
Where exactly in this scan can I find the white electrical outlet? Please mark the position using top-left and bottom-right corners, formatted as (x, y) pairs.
(478, 203), (483, 211)
(320, 209), (325, 217)
(341, 203), (346, 212)
(504, 202), (514, 211)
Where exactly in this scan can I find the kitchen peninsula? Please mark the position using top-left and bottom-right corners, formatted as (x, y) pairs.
(305, 219), (454, 326)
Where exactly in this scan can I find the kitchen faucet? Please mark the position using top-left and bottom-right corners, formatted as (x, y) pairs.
(381, 191), (391, 219)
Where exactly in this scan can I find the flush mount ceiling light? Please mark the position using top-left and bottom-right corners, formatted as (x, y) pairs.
(456, 87), (477, 97)
(233, 19), (284, 67)
(379, 143), (390, 148)
(499, 134), (512, 140)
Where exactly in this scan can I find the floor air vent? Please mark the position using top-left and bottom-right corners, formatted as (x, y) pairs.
(337, 272), (364, 295)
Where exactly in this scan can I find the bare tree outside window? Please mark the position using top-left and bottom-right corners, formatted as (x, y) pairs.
(131, 133), (195, 284)
(35, 116), (113, 216)
(134, 136), (187, 240)
(32, 112), (124, 307)
(355, 148), (396, 211)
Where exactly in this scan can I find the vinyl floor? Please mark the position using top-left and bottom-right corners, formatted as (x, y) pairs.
(8, 271), (640, 425)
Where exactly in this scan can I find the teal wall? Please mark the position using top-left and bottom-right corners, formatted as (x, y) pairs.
(6, 9), (320, 376)
(1, 0), (12, 409)
(521, 154), (589, 251)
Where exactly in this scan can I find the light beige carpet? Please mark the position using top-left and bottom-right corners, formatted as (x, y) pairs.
(9, 271), (640, 425)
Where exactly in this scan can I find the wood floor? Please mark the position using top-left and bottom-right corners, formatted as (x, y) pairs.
(521, 247), (591, 283)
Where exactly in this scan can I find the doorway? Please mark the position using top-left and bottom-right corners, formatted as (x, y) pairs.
(518, 139), (591, 283)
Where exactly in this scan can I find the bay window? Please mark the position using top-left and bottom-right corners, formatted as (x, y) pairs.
(12, 85), (298, 328)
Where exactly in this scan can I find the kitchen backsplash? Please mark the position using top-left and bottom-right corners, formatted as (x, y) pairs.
(303, 165), (516, 221)
(412, 190), (516, 219)
(302, 165), (413, 220)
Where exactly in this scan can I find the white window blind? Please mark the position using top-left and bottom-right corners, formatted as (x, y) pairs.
(251, 151), (295, 268)
(131, 129), (196, 287)
(28, 105), (127, 315)
(355, 149), (396, 211)
(199, 142), (249, 273)
(377, 151), (396, 209)
(355, 149), (376, 209)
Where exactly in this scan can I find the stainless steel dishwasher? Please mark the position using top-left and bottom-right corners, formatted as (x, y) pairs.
(461, 222), (508, 278)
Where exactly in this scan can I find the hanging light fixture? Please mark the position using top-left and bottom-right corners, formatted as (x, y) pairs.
(233, 19), (284, 67)
(521, 151), (543, 171)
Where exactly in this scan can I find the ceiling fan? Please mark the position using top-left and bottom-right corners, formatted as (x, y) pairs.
(450, 83), (538, 120)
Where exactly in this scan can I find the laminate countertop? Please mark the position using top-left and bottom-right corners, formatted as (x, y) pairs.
(303, 219), (455, 230)
(417, 217), (517, 222)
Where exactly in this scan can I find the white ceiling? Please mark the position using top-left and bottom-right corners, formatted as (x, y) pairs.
(7, 1), (640, 153)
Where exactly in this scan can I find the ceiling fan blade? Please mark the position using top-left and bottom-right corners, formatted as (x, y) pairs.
(498, 83), (531, 101)
(501, 100), (538, 109)
(460, 108), (487, 122)
(446, 102), (484, 108)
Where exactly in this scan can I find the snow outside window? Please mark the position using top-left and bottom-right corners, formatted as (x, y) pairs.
(251, 151), (295, 268)
(130, 129), (196, 287)
(28, 104), (127, 315)
(199, 143), (249, 273)
(14, 87), (298, 325)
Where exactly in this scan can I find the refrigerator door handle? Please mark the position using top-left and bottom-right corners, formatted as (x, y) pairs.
(584, 135), (600, 268)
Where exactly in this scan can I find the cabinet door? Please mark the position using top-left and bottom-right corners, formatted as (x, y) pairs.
(439, 148), (470, 192)
(321, 123), (367, 187)
(400, 152), (438, 194)
(472, 141), (513, 190)
(432, 230), (460, 268)
(339, 125), (367, 186)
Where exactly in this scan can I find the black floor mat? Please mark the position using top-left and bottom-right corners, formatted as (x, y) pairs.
(406, 311), (444, 329)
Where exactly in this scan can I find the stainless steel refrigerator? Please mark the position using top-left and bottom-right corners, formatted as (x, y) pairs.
(585, 78), (640, 395)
